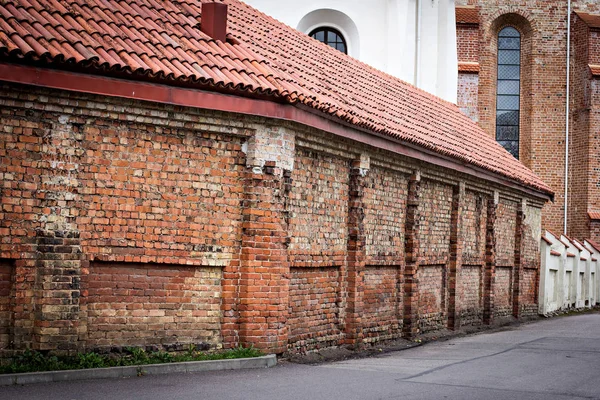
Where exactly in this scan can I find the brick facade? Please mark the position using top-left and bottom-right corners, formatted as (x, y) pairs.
(456, 0), (600, 242)
(0, 82), (546, 355)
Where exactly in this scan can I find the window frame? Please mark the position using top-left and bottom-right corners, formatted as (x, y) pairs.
(496, 26), (521, 159)
(309, 26), (348, 54)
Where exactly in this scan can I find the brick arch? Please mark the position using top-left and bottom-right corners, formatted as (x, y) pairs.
(478, 12), (534, 169)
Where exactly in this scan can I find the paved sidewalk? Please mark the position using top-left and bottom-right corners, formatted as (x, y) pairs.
(3, 313), (600, 400)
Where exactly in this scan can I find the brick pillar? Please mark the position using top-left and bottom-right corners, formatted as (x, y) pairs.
(345, 156), (369, 347)
(483, 192), (498, 325)
(512, 199), (526, 319)
(447, 182), (465, 330)
(403, 171), (421, 338)
(34, 231), (83, 352)
(32, 116), (84, 352)
(238, 161), (290, 354)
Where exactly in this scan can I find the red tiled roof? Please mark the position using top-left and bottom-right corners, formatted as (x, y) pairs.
(0, 0), (552, 196)
(456, 6), (479, 25)
(590, 65), (600, 77)
(458, 62), (479, 73)
(588, 211), (600, 220)
(575, 11), (600, 29)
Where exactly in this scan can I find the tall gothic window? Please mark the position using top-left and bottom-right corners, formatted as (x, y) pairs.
(309, 27), (347, 54)
(496, 27), (521, 159)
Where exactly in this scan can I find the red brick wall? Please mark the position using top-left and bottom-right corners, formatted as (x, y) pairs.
(0, 82), (547, 354)
(79, 122), (245, 264)
(521, 269), (537, 305)
(0, 260), (13, 350)
(494, 266), (513, 317)
(288, 148), (349, 266)
(495, 199), (518, 266)
(363, 265), (401, 341)
(83, 262), (222, 350)
(364, 165), (407, 264)
(458, 265), (483, 326)
(462, 191), (487, 264)
(288, 267), (342, 351)
(417, 265), (447, 333)
(458, 73), (480, 122)
(419, 180), (453, 264)
(457, 25), (480, 62)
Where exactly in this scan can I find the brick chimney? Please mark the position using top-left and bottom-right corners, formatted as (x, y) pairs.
(201, 2), (228, 42)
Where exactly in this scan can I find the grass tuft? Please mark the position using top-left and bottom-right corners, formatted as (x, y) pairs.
(0, 346), (263, 374)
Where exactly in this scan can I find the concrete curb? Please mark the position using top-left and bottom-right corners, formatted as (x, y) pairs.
(0, 354), (277, 386)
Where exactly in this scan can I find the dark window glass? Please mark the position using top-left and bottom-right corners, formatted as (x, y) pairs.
(496, 27), (521, 159)
(309, 27), (347, 54)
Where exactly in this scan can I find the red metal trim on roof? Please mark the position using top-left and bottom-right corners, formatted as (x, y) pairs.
(550, 250), (561, 257)
(580, 256), (588, 261)
(567, 252), (576, 258)
(542, 235), (553, 245)
(0, 63), (552, 201)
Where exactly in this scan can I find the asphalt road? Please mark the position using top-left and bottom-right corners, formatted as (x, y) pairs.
(3, 313), (600, 400)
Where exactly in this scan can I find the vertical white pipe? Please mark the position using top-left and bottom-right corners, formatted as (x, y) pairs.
(564, 0), (571, 235)
(415, 0), (422, 86)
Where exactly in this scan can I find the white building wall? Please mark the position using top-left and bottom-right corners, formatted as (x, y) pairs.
(242, 0), (458, 103)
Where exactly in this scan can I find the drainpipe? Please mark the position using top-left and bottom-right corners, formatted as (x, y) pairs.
(564, 0), (571, 235)
(414, 0), (422, 87)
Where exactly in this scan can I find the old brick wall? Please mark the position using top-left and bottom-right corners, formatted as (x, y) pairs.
(0, 82), (548, 354)
(0, 259), (14, 350)
(458, 73), (480, 122)
(83, 262), (222, 351)
(416, 180), (453, 332)
(458, 191), (487, 326)
(494, 198), (518, 318)
(362, 164), (407, 341)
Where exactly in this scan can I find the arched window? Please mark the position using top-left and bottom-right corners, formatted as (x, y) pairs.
(496, 26), (521, 159)
(309, 27), (347, 54)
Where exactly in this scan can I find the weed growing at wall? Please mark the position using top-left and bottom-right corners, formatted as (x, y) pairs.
(0, 346), (263, 374)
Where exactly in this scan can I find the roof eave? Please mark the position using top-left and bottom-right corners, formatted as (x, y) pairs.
(0, 62), (553, 202)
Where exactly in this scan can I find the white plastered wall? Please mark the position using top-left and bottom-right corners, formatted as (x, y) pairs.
(242, 0), (458, 103)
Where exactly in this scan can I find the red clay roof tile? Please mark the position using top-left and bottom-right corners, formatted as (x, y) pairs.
(458, 61), (479, 73)
(575, 11), (600, 29)
(456, 6), (479, 25)
(0, 0), (552, 196)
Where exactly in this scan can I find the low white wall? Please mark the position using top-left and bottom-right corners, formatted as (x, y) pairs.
(539, 231), (599, 315)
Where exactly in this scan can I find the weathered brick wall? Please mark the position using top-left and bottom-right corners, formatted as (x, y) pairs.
(288, 267), (342, 351)
(458, 265), (483, 326)
(83, 262), (222, 351)
(494, 266), (513, 318)
(458, 73), (480, 122)
(520, 269), (537, 312)
(288, 148), (349, 265)
(457, 24), (480, 62)
(462, 191), (487, 264)
(417, 265), (446, 333)
(495, 199), (517, 266)
(419, 180), (453, 264)
(363, 265), (401, 341)
(0, 82), (547, 354)
(0, 260), (13, 350)
(364, 165), (407, 264)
